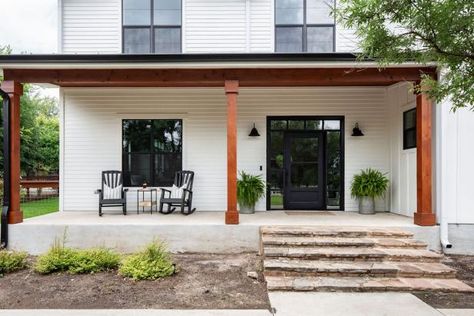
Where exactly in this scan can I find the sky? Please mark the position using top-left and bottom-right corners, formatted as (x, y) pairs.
(0, 0), (59, 97)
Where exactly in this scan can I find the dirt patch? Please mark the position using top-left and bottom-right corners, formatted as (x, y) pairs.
(414, 255), (474, 309)
(0, 253), (271, 310)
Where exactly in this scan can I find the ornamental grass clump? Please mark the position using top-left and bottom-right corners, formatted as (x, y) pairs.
(350, 168), (389, 199)
(35, 238), (120, 274)
(119, 241), (176, 280)
(237, 171), (265, 213)
(0, 250), (28, 276)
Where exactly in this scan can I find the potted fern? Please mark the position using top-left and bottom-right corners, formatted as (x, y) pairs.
(237, 171), (265, 214)
(350, 168), (389, 215)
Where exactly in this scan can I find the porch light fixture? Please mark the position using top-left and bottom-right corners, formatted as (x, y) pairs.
(249, 123), (260, 137)
(351, 122), (364, 137)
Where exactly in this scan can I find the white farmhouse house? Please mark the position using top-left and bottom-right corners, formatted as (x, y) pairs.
(0, 0), (473, 254)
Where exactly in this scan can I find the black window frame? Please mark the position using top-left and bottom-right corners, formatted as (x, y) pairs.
(121, 119), (183, 187)
(403, 108), (417, 150)
(122, 0), (182, 54)
(274, 0), (336, 53)
(266, 116), (345, 211)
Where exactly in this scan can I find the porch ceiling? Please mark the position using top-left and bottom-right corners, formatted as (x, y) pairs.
(0, 54), (436, 88)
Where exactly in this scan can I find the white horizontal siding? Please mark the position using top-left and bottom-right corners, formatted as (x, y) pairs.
(62, 86), (390, 212)
(61, 0), (121, 54)
(184, 0), (247, 53)
(249, 0), (273, 52)
(387, 83), (417, 217)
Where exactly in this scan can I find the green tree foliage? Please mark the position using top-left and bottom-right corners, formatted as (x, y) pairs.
(0, 45), (59, 176)
(336, 0), (474, 110)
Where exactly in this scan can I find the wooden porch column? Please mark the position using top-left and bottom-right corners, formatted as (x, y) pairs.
(225, 80), (239, 225)
(414, 92), (435, 226)
(1, 81), (23, 224)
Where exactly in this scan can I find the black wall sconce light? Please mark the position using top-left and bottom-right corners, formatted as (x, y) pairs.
(249, 123), (260, 137)
(351, 122), (364, 137)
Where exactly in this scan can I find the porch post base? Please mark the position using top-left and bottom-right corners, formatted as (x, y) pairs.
(8, 210), (23, 224)
(414, 212), (436, 226)
(225, 211), (239, 225)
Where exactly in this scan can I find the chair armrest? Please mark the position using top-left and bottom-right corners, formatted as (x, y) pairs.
(123, 188), (129, 192)
(160, 188), (171, 199)
(161, 188), (171, 193)
(94, 189), (102, 194)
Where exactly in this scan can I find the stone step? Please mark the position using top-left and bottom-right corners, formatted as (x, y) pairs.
(261, 236), (427, 249)
(265, 276), (474, 293)
(264, 259), (456, 278)
(261, 226), (414, 238)
(263, 247), (443, 262)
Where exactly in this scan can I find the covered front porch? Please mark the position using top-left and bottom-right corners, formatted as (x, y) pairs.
(0, 53), (437, 230)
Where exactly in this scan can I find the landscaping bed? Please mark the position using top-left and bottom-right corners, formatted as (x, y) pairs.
(0, 253), (270, 309)
(415, 255), (474, 309)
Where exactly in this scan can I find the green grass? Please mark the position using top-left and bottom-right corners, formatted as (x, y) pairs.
(21, 197), (59, 219)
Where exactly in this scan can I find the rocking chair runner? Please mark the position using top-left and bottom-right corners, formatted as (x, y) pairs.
(159, 171), (196, 215)
(95, 170), (128, 216)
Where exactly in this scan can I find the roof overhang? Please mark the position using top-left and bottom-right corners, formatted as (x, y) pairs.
(0, 53), (438, 87)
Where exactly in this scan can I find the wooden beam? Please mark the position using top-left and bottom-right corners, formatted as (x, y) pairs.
(1, 81), (23, 224)
(414, 92), (436, 226)
(3, 67), (437, 87)
(225, 80), (239, 225)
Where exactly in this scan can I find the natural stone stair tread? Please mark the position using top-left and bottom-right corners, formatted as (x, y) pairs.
(263, 246), (442, 261)
(265, 276), (474, 293)
(263, 259), (456, 278)
(261, 226), (414, 238)
(261, 236), (426, 249)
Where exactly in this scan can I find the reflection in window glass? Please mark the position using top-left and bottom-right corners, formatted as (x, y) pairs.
(324, 120), (340, 130)
(123, 0), (151, 25)
(154, 28), (181, 53)
(270, 169), (285, 209)
(270, 120), (287, 130)
(326, 131), (341, 208)
(124, 28), (151, 54)
(275, 27), (303, 52)
(154, 0), (181, 25)
(122, 119), (182, 186)
(306, 120), (322, 130)
(306, 0), (334, 24)
(307, 26), (334, 53)
(275, 0), (304, 24)
(288, 120), (305, 130)
(403, 108), (417, 149)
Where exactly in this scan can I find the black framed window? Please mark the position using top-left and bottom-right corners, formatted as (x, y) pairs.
(275, 0), (335, 52)
(403, 108), (417, 150)
(123, 0), (182, 54)
(122, 119), (182, 187)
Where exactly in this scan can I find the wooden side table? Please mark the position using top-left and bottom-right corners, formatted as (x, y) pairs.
(136, 188), (158, 214)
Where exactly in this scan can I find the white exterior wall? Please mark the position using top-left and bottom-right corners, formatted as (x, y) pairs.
(60, 0), (355, 54)
(439, 102), (474, 224)
(60, 0), (122, 54)
(387, 83), (417, 217)
(61, 87), (390, 212)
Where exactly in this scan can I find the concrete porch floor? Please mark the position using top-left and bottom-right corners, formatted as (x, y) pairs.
(9, 211), (440, 254)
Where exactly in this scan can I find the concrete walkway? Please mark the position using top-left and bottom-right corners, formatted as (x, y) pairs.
(1, 293), (473, 315)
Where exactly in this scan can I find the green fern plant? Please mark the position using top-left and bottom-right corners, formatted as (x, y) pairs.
(237, 171), (265, 209)
(351, 168), (389, 198)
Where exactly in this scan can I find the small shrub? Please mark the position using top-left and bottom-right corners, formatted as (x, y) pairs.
(35, 238), (120, 274)
(69, 248), (121, 274)
(119, 241), (176, 280)
(0, 250), (28, 276)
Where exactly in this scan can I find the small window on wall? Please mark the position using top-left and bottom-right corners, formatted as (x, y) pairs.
(123, 0), (182, 54)
(122, 119), (182, 186)
(403, 108), (416, 150)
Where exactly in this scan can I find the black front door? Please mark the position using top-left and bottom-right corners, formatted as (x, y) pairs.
(283, 132), (324, 210)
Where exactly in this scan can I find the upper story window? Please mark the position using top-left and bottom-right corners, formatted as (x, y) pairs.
(123, 0), (182, 54)
(275, 0), (335, 52)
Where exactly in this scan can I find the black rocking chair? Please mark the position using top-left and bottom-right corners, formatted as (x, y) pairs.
(159, 171), (196, 215)
(95, 170), (128, 216)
